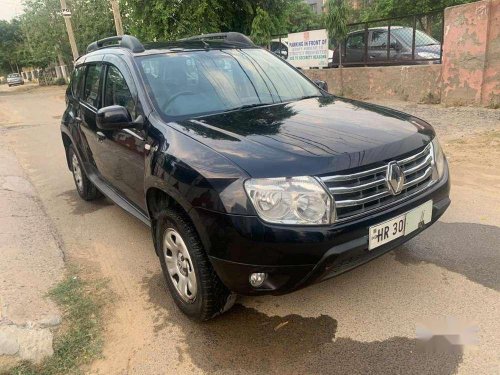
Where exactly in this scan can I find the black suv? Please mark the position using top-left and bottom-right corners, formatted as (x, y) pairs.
(61, 34), (450, 321)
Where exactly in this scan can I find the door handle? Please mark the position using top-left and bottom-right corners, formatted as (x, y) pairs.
(75, 116), (82, 123)
(96, 131), (106, 142)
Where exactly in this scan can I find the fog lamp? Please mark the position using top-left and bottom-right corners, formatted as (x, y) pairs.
(249, 272), (267, 288)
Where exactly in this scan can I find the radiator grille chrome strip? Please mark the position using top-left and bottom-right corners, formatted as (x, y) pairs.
(319, 144), (435, 221)
(328, 177), (386, 194)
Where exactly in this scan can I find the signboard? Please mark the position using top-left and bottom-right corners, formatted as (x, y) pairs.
(287, 29), (329, 69)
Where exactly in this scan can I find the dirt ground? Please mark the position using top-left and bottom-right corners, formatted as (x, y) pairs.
(0, 85), (499, 374)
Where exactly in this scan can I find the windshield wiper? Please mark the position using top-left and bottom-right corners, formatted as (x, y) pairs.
(298, 95), (322, 100)
(225, 103), (270, 112)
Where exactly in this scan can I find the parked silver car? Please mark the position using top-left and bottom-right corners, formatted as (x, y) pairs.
(7, 73), (24, 87)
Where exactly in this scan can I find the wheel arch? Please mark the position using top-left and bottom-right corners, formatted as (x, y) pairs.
(61, 132), (73, 170)
(145, 185), (211, 258)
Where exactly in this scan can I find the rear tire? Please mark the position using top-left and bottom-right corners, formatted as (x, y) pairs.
(156, 207), (235, 321)
(68, 145), (102, 201)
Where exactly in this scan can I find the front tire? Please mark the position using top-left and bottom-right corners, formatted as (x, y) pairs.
(156, 207), (234, 321)
(68, 145), (102, 201)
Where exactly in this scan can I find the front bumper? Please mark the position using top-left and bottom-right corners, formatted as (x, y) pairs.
(7, 79), (24, 85)
(195, 166), (450, 295)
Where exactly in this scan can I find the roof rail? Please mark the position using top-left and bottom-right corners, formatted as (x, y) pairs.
(86, 35), (145, 54)
(179, 32), (255, 47)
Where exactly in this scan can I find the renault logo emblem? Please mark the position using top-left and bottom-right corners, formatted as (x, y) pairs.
(386, 161), (405, 195)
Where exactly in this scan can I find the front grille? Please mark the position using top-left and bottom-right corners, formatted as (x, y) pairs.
(319, 144), (436, 222)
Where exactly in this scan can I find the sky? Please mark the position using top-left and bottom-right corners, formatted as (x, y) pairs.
(0, 0), (24, 21)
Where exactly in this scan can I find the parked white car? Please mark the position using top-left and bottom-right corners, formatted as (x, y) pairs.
(7, 73), (24, 87)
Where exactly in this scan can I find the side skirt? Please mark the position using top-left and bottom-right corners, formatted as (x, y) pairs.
(86, 168), (151, 227)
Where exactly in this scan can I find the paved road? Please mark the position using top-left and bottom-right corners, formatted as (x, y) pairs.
(0, 85), (499, 374)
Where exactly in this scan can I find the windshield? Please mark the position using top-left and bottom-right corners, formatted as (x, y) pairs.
(8, 73), (20, 78)
(392, 28), (439, 47)
(137, 49), (321, 118)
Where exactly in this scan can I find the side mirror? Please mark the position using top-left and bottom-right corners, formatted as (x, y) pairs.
(279, 50), (288, 59)
(96, 105), (132, 131)
(313, 79), (328, 92)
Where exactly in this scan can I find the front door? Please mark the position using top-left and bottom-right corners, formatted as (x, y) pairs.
(344, 32), (365, 64)
(99, 62), (147, 210)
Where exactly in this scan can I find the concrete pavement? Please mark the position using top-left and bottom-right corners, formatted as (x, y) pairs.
(0, 85), (498, 374)
(0, 134), (64, 369)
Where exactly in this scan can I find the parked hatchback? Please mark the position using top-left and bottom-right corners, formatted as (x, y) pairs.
(61, 33), (450, 321)
(7, 73), (24, 87)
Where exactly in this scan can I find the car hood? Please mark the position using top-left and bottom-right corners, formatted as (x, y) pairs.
(172, 96), (434, 178)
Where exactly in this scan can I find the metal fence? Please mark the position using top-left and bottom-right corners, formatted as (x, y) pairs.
(336, 10), (444, 67)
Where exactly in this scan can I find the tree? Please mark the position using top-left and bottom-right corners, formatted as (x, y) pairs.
(280, 0), (323, 34)
(360, 0), (475, 36)
(0, 20), (25, 75)
(20, 0), (67, 69)
(13, 0), (116, 71)
(325, 0), (349, 94)
(121, 0), (291, 41)
(251, 8), (272, 47)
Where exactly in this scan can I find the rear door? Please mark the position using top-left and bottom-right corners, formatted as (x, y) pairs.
(78, 62), (112, 179)
(368, 30), (399, 63)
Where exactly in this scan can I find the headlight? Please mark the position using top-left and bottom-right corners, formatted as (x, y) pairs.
(244, 176), (334, 225)
(431, 138), (446, 180)
(418, 52), (440, 59)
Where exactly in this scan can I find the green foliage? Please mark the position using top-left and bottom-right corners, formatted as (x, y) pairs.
(251, 8), (272, 46)
(280, 0), (323, 34)
(325, 0), (349, 41)
(68, 0), (116, 55)
(0, 0), (327, 74)
(19, 0), (67, 68)
(121, 0), (223, 41)
(122, 0), (322, 42)
(360, 0), (475, 21)
(0, 19), (25, 75)
(7, 270), (108, 375)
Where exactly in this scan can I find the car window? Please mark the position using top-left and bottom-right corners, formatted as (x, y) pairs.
(83, 64), (103, 108)
(346, 33), (365, 49)
(370, 31), (396, 49)
(392, 28), (439, 47)
(103, 65), (136, 119)
(71, 67), (85, 98)
(138, 49), (320, 118)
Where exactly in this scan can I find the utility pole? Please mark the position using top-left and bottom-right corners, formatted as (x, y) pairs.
(110, 0), (124, 36)
(59, 0), (79, 60)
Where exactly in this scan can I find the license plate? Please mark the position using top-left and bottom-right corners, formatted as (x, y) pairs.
(368, 200), (433, 250)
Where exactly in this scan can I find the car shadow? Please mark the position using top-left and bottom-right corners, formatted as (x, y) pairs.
(57, 189), (113, 215)
(395, 221), (500, 291)
(143, 273), (463, 375)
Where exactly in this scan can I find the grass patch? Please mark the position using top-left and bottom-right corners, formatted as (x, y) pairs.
(5, 269), (108, 375)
